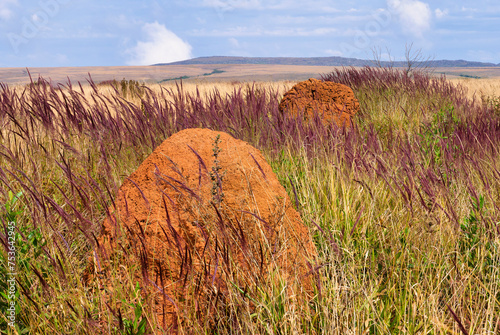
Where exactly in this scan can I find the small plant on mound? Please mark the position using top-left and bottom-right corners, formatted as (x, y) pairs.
(209, 134), (225, 206)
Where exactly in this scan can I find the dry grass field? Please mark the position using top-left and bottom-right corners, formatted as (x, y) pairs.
(3, 63), (499, 110)
(1, 63), (499, 86)
(0, 64), (341, 86)
(449, 77), (500, 100)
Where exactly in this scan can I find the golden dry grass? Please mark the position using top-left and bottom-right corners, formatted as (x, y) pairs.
(146, 80), (297, 98)
(448, 77), (500, 115)
(449, 77), (500, 101)
(0, 64), (336, 85)
(90, 80), (297, 115)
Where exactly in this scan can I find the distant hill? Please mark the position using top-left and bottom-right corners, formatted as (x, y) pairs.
(156, 56), (500, 68)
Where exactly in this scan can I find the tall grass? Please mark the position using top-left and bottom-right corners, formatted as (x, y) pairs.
(0, 68), (499, 334)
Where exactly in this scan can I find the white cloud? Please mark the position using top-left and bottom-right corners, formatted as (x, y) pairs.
(325, 49), (343, 56)
(387, 0), (432, 38)
(228, 37), (239, 47)
(461, 7), (478, 12)
(201, 0), (261, 11)
(191, 26), (337, 37)
(320, 6), (341, 13)
(126, 22), (192, 65)
(435, 8), (448, 19)
(0, 0), (17, 20)
(200, 0), (340, 11)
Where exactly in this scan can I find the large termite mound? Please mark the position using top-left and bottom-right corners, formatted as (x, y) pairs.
(279, 78), (360, 127)
(95, 128), (317, 331)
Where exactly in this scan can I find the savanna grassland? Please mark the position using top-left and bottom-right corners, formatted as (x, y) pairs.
(1, 67), (500, 334)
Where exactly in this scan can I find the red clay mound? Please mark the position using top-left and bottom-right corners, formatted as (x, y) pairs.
(95, 128), (317, 331)
(279, 78), (360, 127)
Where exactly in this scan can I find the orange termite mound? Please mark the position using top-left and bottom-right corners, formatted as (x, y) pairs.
(93, 128), (317, 332)
(279, 78), (360, 127)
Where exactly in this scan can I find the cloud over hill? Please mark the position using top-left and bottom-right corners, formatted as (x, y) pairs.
(126, 22), (192, 66)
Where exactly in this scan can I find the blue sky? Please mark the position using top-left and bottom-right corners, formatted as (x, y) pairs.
(0, 0), (499, 67)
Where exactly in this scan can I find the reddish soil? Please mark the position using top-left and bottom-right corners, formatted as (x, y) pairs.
(279, 78), (360, 127)
(95, 128), (317, 331)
